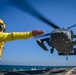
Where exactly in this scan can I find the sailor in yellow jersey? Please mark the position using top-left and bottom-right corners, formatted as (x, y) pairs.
(0, 19), (44, 57)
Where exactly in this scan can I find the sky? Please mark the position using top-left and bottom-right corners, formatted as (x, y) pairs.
(0, 0), (76, 66)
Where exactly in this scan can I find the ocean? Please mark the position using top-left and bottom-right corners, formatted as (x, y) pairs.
(0, 65), (75, 71)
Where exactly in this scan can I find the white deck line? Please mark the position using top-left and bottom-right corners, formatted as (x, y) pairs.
(65, 67), (76, 75)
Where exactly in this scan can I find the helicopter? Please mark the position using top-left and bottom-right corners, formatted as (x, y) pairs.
(9, 0), (76, 60)
(37, 25), (76, 60)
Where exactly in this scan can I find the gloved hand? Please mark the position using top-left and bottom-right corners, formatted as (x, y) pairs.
(32, 30), (44, 37)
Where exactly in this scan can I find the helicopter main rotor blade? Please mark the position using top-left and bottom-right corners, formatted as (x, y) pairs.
(67, 24), (76, 29)
(35, 33), (50, 38)
(8, 0), (60, 29)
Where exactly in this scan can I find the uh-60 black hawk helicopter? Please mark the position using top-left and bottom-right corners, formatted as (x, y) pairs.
(9, 0), (76, 60)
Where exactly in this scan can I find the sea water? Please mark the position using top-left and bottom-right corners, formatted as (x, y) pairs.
(0, 65), (75, 71)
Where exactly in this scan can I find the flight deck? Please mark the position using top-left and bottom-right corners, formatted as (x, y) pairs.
(0, 67), (76, 75)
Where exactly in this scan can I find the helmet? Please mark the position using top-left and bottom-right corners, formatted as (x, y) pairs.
(0, 19), (6, 32)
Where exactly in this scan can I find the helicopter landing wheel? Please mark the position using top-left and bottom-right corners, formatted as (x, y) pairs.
(50, 48), (54, 54)
(74, 48), (76, 53)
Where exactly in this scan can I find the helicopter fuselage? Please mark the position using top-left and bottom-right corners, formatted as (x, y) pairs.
(50, 28), (74, 54)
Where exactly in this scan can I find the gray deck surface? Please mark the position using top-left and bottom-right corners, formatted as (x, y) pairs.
(0, 67), (76, 75)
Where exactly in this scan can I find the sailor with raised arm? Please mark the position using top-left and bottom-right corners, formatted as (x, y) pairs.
(0, 19), (44, 57)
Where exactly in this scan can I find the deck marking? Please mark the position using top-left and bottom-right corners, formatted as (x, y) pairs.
(65, 67), (76, 75)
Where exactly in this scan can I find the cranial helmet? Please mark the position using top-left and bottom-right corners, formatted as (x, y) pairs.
(0, 19), (6, 32)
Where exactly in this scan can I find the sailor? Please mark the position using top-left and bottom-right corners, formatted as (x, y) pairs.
(0, 19), (44, 57)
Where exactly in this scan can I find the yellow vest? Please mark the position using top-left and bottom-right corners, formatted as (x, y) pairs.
(0, 32), (33, 57)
